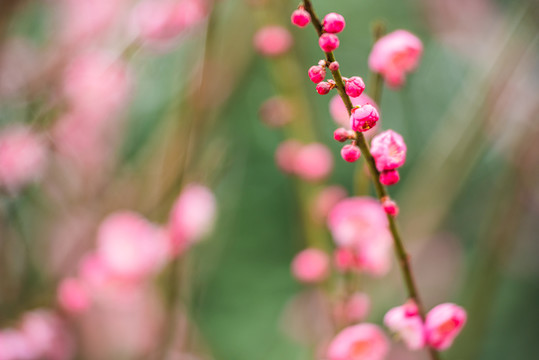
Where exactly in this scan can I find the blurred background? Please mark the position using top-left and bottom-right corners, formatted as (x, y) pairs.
(0, 0), (538, 359)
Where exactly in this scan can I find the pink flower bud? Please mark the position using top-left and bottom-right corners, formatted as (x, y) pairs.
(319, 33), (339, 52)
(253, 25), (293, 57)
(341, 144), (361, 162)
(329, 61), (339, 71)
(379, 169), (400, 186)
(333, 128), (352, 142)
(316, 81), (332, 95)
(294, 143), (333, 181)
(308, 65), (326, 83)
(291, 8), (311, 28)
(370, 130), (407, 171)
(384, 301), (426, 350)
(368, 30), (423, 88)
(323, 13), (346, 34)
(0, 125), (48, 194)
(57, 278), (91, 314)
(381, 197), (399, 216)
(350, 104), (379, 132)
(345, 76), (366, 98)
(327, 323), (389, 360)
(169, 184), (217, 255)
(425, 303), (467, 350)
(291, 248), (330, 283)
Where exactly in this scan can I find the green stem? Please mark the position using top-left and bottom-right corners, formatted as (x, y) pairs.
(303, 2), (440, 359)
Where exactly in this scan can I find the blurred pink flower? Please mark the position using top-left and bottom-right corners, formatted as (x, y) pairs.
(384, 301), (425, 350)
(275, 140), (302, 174)
(328, 197), (393, 276)
(335, 292), (371, 325)
(168, 184), (217, 256)
(312, 185), (347, 223)
(368, 30), (423, 89)
(57, 277), (91, 314)
(130, 0), (207, 49)
(328, 197), (389, 248)
(52, 111), (111, 173)
(291, 248), (330, 283)
(62, 53), (131, 121)
(19, 310), (73, 360)
(0, 125), (48, 193)
(253, 26), (293, 57)
(293, 143), (333, 182)
(425, 303), (467, 350)
(327, 323), (389, 360)
(96, 212), (170, 281)
(0, 329), (36, 360)
(259, 96), (293, 128)
(57, 0), (128, 45)
(370, 130), (407, 172)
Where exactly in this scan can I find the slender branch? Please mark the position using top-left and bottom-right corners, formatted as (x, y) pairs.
(302, 1), (440, 359)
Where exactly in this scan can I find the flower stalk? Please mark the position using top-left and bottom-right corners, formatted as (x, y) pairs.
(302, 1), (441, 359)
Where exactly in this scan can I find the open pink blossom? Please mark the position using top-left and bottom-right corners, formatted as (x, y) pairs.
(57, 277), (91, 314)
(368, 30), (423, 88)
(0, 125), (47, 193)
(168, 184), (217, 255)
(312, 185), (347, 223)
(130, 0), (207, 48)
(350, 104), (379, 132)
(425, 303), (467, 350)
(293, 143), (333, 181)
(384, 301), (426, 350)
(327, 323), (389, 360)
(329, 94), (378, 128)
(62, 53), (131, 121)
(370, 130), (407, 172)
(253, 26), (293, 57)
(96, 212), (169, 281)
(291, 248), (330, 283)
